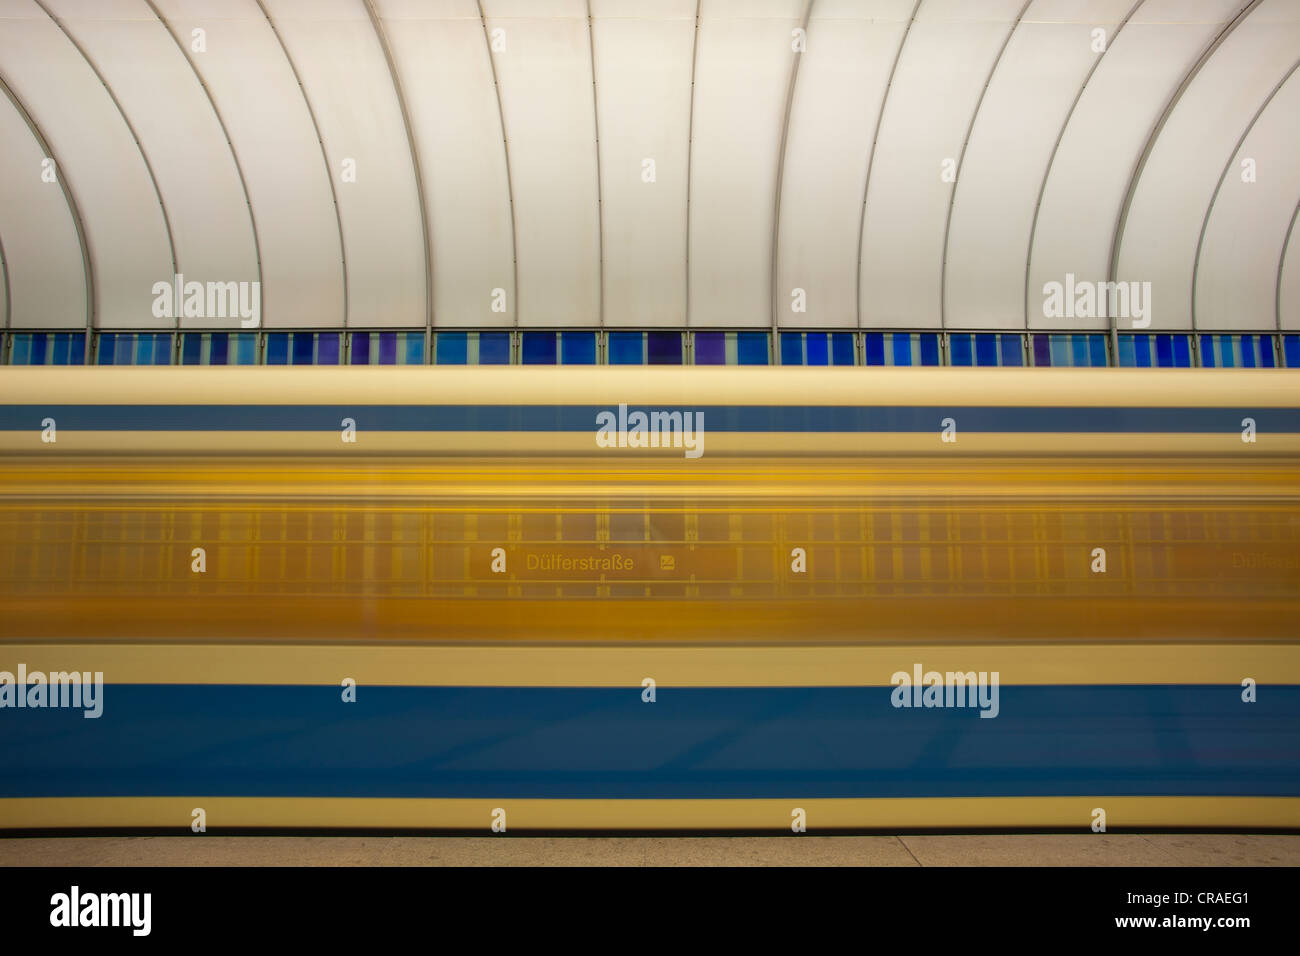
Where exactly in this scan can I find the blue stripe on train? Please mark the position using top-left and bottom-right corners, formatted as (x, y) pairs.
(2, 405), (1298, 433)
(2, 685), (1297, 799)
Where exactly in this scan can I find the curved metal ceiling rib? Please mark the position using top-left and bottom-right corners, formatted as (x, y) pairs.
(854, 0), (921, 331)
(361, 0), (431, 333)
(140, 0), (263, 333)
(689, 0), (806, 328)
(1279, 200), (1300, 330)
(1028, 0), (1247, 332)
(257, 0), (347, 328)
(944, 0), (1138, 332)
(937, 0), (1032, 330)
(374, 0), (514, 329)
(1116, 0), (1300, 333)
(36, 0), (177, 308)
(0, 63), (90, 329)
(152, 0), (343, 329)
(768, 0), (813, 340)
(1021, 0), (1142, 329)
(267, 0), (426, 331)
(475, 0), (519, 328)
(482, 0), (601, 328)
(0, 0), (171, 330)
(49, 0), (263, 335)
(778, 0), (915, 332)
(1193, 58), (1300, 331)
(859, 0), (1027, 330)
(592, 0), (695, 329)
(0, 232), (9, 329)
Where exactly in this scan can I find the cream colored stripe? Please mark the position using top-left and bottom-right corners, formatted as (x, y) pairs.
(2, 366), (1299, 407)
(3, 796), (1297, 830)
(1, 642), (1296, 687)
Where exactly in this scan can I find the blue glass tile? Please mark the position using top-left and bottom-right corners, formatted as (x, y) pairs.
(693, 332), (725, 365)
(1000, 333), (1023, 367)
(210, 333), (229, 366)
(351, 332), (370, 365)
(289, 332), (311, 365)
(136, 334), (154, 365)
(737, 332), (769, 365)
(95, 334), (114, 365)
(892, 333), (912, 367)
(181, 333), (202, 365)
(69, 334), (86, 365)
(12, 334), (31, 365)
(266, 333), (288, 365)
(32, 333), (50, 365)
(1285, 335), (1300, 368)
(1220, 336), (1235, 368)
(1241, 335), (1256, 368)
(1089, 334), (1107, 367)
(919, 333), (940, 366)
(1172, 335), (1191, 367)
(405, 333), (424, 365)
(560, 331), (595, 365)
(1032, 334), (1051, 367)
(1260, 336), (1276, 368)
(1070, 334), (1087, 368)
(647, 331), (682, 365)
(831, 332), (854, 365)
(608, 331), (643, 365)
(780, 332), (803, 366)
(864, 332), (885, 366)
(522, 332), (557, 364)
(975, 334), (998, 367)
(806, 333), (829, 366)
(479, 331), (511, 364)
(50, 333), (70, 365)
(235, 333), (256, 365)
(951, 334), (973, 367)
(374, 331), (396, 365)
(436, 332), (467, 365)
(317, 333), (340, 365)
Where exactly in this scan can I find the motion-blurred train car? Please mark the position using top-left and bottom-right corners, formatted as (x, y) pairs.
(1, 366), (1298, 830)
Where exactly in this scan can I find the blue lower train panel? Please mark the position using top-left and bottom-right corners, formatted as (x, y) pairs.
(2, 685), (1297, 800)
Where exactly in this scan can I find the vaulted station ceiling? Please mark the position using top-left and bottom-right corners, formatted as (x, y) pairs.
(0, 0), (1297, 333)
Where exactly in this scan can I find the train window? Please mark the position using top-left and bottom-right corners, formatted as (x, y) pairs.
(1198, 334), (1276, 368)
(951, 332), (1025, 367)
(780, 332), (856, 366)
(1116, 333), (1192, 367)
(1285, 335), (1300, 368)
(434, 331), (511, 364)
(1029, 333), (1107, 367)
(349, 331), (424, 365)
(647, 331), (683, 364)
(7, 332), (86, 365)
(608, 331), (644, 365)
(863, 332), (940, 366)
(521, 332), (558, 364)
(180, 332), (258, 365)
(561, 331), (596, 364)
(96, 332), (173, 365)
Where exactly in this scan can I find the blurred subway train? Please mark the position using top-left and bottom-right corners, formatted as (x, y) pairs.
(1, 366), (1298, 830)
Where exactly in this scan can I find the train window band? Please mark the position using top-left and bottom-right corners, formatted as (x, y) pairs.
(2, 329), (1299, 368)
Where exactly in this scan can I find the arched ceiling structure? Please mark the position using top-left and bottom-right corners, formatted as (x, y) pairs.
(0, 0), (1296, 334)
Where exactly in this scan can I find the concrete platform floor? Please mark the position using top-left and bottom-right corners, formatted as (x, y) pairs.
(1, 834), (1297, 866)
